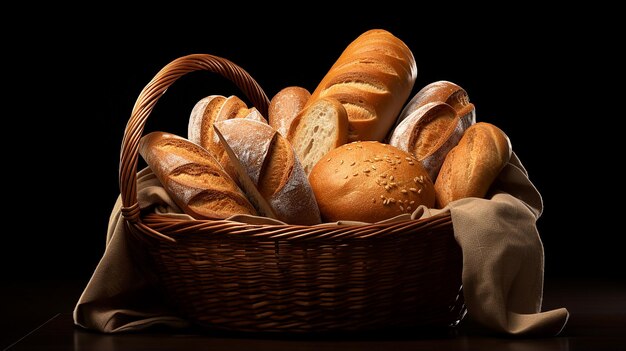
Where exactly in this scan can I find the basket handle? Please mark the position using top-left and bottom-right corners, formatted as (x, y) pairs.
(119, 54), (270, 239)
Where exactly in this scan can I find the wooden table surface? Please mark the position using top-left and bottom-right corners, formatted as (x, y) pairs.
(4, 279), (626, 351)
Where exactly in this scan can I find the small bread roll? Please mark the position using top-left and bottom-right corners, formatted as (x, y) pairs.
(188, 95), (268, 182)
(389, 102), (465, 180)
(397, 80), (476, 131)
(434, 122), (512, 208)
(214, 119), (321, 225)
(268, 86), (311, 137)
(139, 131), (257, 219)
(288, 97), (348, 175)
(309, 141), (435, 223)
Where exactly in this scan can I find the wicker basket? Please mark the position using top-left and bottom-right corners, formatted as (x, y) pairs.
(119, 54), (466, 333)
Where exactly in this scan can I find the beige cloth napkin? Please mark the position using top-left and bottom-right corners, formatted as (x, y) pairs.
(74, 153), (568, 335)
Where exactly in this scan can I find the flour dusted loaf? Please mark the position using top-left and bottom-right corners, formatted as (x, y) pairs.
(214, 118), (321, 225)
(138, 131), (257, 219)
(307, 29), (417, 142)
(389, 102), (465, 181)
(434, 122), (512, 207)
(309, 141), (435, 223)
(397, 80), (476, 131)
(188, 95), (267, 182)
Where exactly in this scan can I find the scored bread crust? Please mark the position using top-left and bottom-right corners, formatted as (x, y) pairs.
(308, 141), (435, 223)
(188, 95), (268, 182)
(214, 119), (321, 225)
(308, 29), (417, 142)
(138, 131), (257, 219)
(288, 97), (348, 175)
(268, 86), (311, 137)
(395, 80), (476, 133)
(389, 101), (465, 180)
(434, 122), (512, 208)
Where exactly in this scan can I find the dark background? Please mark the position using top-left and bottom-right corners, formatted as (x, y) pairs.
(2, 7), (619, 347)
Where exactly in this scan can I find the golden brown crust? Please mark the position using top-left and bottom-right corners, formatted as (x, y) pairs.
(308, 29), (416, 142)
(389, 102), (465, 180)
(434, 122), (512, 208)
(138, 131), (257, 219)
(188, 95), (268, 182)
(397, 80), (476, 131)
(308, 141), (435, 223)
(214, 119), (321, 225)
(268, 86), (311, 137)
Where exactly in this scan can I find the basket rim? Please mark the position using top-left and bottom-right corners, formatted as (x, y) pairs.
(139, 210), (452, 241)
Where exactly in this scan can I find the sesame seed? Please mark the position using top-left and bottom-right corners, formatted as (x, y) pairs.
(327, 158), (331, 162)
(372, 198), (376, 203)
(385, 185), (390, 191)
(409, 188), (417, 192)
(380, 195), (384, 199)
(405, 157), (411, 161)
(344, 175), (348, 179)
(363, 169), (370, 173)
(390, 182), (396, 187)
(348, 147), (352, 150)
(382, 181), (387, 185)
(371, 165), (376, 170)
(401, 189), (408, 194)
(374, 157), (380, 161)
(350, 162), (356, 166)
(394, 155), (400, 159)
(410, 201), (415, 205)
(390, 175), (394, 181)
(407, 206), (412, 211)
(418, 188), (423, 194)
(408, 161), (414, 165)
(380, 174), (387, 178)
(353, 173), (358, 177)
(340, 160), (344, 165)
(389, 198), (396, 203)
(383, 199), (389, 205)
(399, 206), (404, 211)
(417, 176), (424, 184)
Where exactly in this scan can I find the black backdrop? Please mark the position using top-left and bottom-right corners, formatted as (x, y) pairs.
(4, 10), (619, 286)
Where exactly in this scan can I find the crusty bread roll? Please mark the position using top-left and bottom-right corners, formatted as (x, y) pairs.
(389, 102), (465, 180)
(288, 97), (348, 175)
(188, 95), (267, 182)
(214, 118), (322, 225)
(308, 29), (417, 142)
(138, 131), (257, 219)
(268, 86), (311, 137)
(309, 141), (435, 223)
(396, 80), (476, 131)
(434, 122), (512, 208)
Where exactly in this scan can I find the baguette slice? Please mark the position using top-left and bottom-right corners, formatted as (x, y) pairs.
(287, 97), (348, 175)
(214, 119), (321, 225)
(389, 102), (466, 180)
(139, 131), (257, 219)
(434, 122), (512, 208)
(268, 86), (311, 137)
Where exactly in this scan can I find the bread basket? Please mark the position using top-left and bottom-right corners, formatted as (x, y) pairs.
(120, 54), (466, 333)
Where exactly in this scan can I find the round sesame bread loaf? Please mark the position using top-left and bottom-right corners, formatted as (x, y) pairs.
(308, 141), (435, 223)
